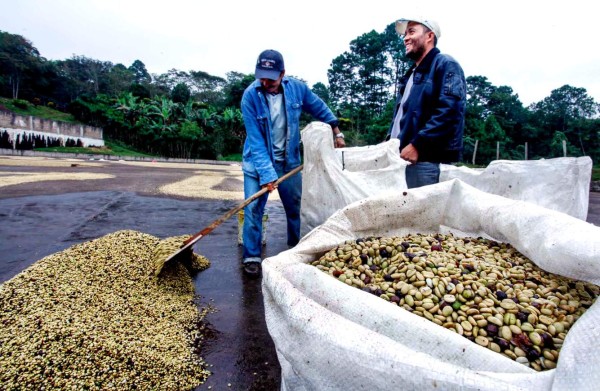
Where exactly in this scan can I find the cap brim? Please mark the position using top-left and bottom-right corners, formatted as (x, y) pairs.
(395, 19), (409, 35)
(396, 18), (441, 38)
(255, 69), (281, 80)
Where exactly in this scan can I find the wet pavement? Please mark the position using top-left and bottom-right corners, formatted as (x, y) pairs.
(0, 159), (287, 390)
(1, 157), (599, 390)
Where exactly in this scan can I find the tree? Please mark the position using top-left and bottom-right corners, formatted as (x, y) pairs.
(177, 120), (203, 159)
(222, 106), (245, 151)
(129, 83), (151, 99)
(105, 63), (133, 96)
(381, 22), (409, 97)
(128, 60), (151, 85)
(350, 30), (392, 117)
(530, 85), (599, 157)
(328, 23), (409, 137)
(487, 85), (529, 153)
(531, 85), (598, 127)
(188, 70), (226, 105)
(311, 82), (330, 105)
(171, 82), (191, 104)
(466, 76), (495, 120)
(220, 71), (255, 109)
(328, 51), (361, 129)
(56, 55), (112, 97)
(0, 31), (44, 99)
(153, 68), (190, 93)
(465, 76), (530, 162)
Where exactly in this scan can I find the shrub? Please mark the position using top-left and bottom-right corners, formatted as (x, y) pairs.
(12, 99), (30, 110)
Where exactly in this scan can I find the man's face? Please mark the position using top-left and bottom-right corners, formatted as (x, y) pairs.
(260, 72), (284, 94)
(404, 22), (433, 62)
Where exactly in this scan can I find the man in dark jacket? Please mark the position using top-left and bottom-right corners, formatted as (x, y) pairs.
(388, 18), (466, 188)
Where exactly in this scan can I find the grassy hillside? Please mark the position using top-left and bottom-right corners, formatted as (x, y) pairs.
(35, 139), (155, 158)
(0, 97), (78, 123)
(0, 98), (155, 157)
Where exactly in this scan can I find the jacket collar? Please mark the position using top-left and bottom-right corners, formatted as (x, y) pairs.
(253, 76), (289, 93)
(413, 47), (440, 73)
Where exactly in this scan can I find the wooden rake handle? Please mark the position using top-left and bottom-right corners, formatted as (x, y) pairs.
(162, 164), (303, 264)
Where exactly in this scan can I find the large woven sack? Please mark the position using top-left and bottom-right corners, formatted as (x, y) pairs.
(264, 179), (600, 390)
(440, 157), (592, 220)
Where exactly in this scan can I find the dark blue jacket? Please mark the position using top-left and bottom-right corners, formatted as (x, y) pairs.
(389, 47), (466, 163)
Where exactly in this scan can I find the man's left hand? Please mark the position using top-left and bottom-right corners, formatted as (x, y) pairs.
(332, 126), (345, 148)
(334, 137), (346, 148)
(400, 144), (419, 164)
(263, 181), (277, 193)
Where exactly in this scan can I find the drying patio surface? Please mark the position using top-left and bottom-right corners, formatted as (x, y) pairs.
(1, 155), (598, 390)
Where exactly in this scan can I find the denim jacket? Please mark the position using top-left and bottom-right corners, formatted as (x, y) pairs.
(389, 47), (466, 163)
(241, 76), (338, 185)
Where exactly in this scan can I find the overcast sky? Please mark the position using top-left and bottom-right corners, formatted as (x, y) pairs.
(2, 0), (599, 106)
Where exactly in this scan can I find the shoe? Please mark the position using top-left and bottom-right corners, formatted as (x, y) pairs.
(243, 262), (261, 277)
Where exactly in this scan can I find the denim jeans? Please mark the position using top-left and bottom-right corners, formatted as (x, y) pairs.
(405, 162), (441, 189)
(242, 164), (302, 263)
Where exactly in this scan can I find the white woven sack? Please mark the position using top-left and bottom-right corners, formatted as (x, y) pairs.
(440, 157), (592, 220)
(263, 179), (600, 391)
(300, 122), (408, 237)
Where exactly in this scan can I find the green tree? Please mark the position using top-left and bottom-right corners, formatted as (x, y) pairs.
(56, 55), (112, 97)
(188, 70), (226, 105)
(176, 120), (203, 159)
(381, 22), (409, 97)
(465, 76), (530, 163)
(105, 63), (133, 96)
(530, 85), (599, 158)
(349, 30), (392, 117)
(129, 83), (151, 99)
(0, 31), (44, 99)
(128, 59), (151, 85)
(311, 82), (330, 105)
(466, 76), (494, 120)
(222, 107), (245, 151)
(221, 71), (255, 109)
(153, 69), (190, 93)
(328, 22), (408, 139)
(171, 82), (191, 104)
(328, 51), (360, 129)
(196, 106), (225, 159)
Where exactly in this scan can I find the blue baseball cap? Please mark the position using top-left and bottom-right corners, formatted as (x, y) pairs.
(255, 49), (285, 80)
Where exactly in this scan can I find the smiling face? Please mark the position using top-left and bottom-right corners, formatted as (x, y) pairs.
(260, 71), (285, 94)
(404, 21), (435, 64)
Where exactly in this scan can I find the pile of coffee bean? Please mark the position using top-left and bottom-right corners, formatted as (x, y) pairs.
(311, 233), (599, 371)
(0, 230), (212, 389)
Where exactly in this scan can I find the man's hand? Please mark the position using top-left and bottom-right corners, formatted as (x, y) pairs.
(332, 126), (346, 148)
(262, 181), (277, 193)
(400, 143), (419, 164)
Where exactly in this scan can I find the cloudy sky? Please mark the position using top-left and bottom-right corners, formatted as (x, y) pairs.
(2, 0), (598, 106)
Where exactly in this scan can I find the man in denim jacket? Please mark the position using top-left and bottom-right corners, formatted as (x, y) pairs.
(388, 18), (466, 188)
(240, 49), (344, 276)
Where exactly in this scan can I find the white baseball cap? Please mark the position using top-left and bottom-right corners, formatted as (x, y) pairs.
(395, 18), (441, 39)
